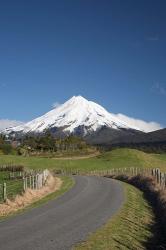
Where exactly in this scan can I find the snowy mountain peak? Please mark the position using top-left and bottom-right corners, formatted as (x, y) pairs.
(4, 96), (141, 136)
(67, 95), (87, 102)
(58, 95), (90, 109)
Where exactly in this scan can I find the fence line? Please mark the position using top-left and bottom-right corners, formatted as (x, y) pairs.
(22, 169), (50, 191)
(0, 164), (24, 172)
(9, 171), (23, 179)
(0, 169), (50, 202)
(58, 167), (166, 190)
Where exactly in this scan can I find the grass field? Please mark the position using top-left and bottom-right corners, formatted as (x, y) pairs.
(0, 149), (166, 172)
(152, 153), (166, 161)
(74, 182), (154, 250)
(0, 172), (23, 202)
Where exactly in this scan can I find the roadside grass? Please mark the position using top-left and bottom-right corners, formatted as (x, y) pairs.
(0, 175), (74, 220)
(0, 172), (23, 202)
(74, 182), (154, 250)
(0, 148), (166, 172)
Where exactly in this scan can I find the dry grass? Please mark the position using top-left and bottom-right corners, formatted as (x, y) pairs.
(0, 174), (62, 216)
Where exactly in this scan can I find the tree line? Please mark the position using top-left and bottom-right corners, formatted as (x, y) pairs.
(0, 132), (94, 156)
(21, 133), (89, 153)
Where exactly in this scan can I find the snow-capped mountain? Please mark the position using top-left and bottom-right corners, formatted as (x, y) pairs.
(4, 96), (140, 134)
(4, 96), (143, 143)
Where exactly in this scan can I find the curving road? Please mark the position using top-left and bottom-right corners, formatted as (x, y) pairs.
(0, 176), (124, 250)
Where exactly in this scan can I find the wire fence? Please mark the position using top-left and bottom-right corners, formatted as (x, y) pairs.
(9, 171), (23, 179)
(22, 169), (50, 191)
(57, 167), (166, 190)
(0, 169), (50, 203)
(0, 164), (24, 172)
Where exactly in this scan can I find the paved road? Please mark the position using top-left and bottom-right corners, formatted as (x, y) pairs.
(0, 176), (124, 250)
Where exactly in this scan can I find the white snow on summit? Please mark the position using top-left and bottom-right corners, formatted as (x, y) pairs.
(4, 96), (141, 135)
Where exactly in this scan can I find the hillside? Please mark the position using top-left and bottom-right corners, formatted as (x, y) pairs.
(112, 128), (166, 144)
(103, 128), (166, 153)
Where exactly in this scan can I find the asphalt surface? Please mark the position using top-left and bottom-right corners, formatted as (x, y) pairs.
(0, 176), (124, 250)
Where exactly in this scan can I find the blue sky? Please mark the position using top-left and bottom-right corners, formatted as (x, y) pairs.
(0, 0), (165, 130)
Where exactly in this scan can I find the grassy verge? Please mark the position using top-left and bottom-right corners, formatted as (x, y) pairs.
(0, 175), (74, 220)
(74, 182), (154, 250)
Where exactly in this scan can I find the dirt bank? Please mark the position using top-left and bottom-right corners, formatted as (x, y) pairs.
(0, 174), (62, 217)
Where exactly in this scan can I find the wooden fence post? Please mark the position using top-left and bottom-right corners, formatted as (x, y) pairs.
(32, 175), (34, 189)
(161, 173), (165, 189)
(164, 174), (166, 189)
(25, 177), (28, 190)
(23, 177), (26, 192)
(29, 176), (32, 189)
(36, 174), (38, 189)
(3, 183), (7, 201)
